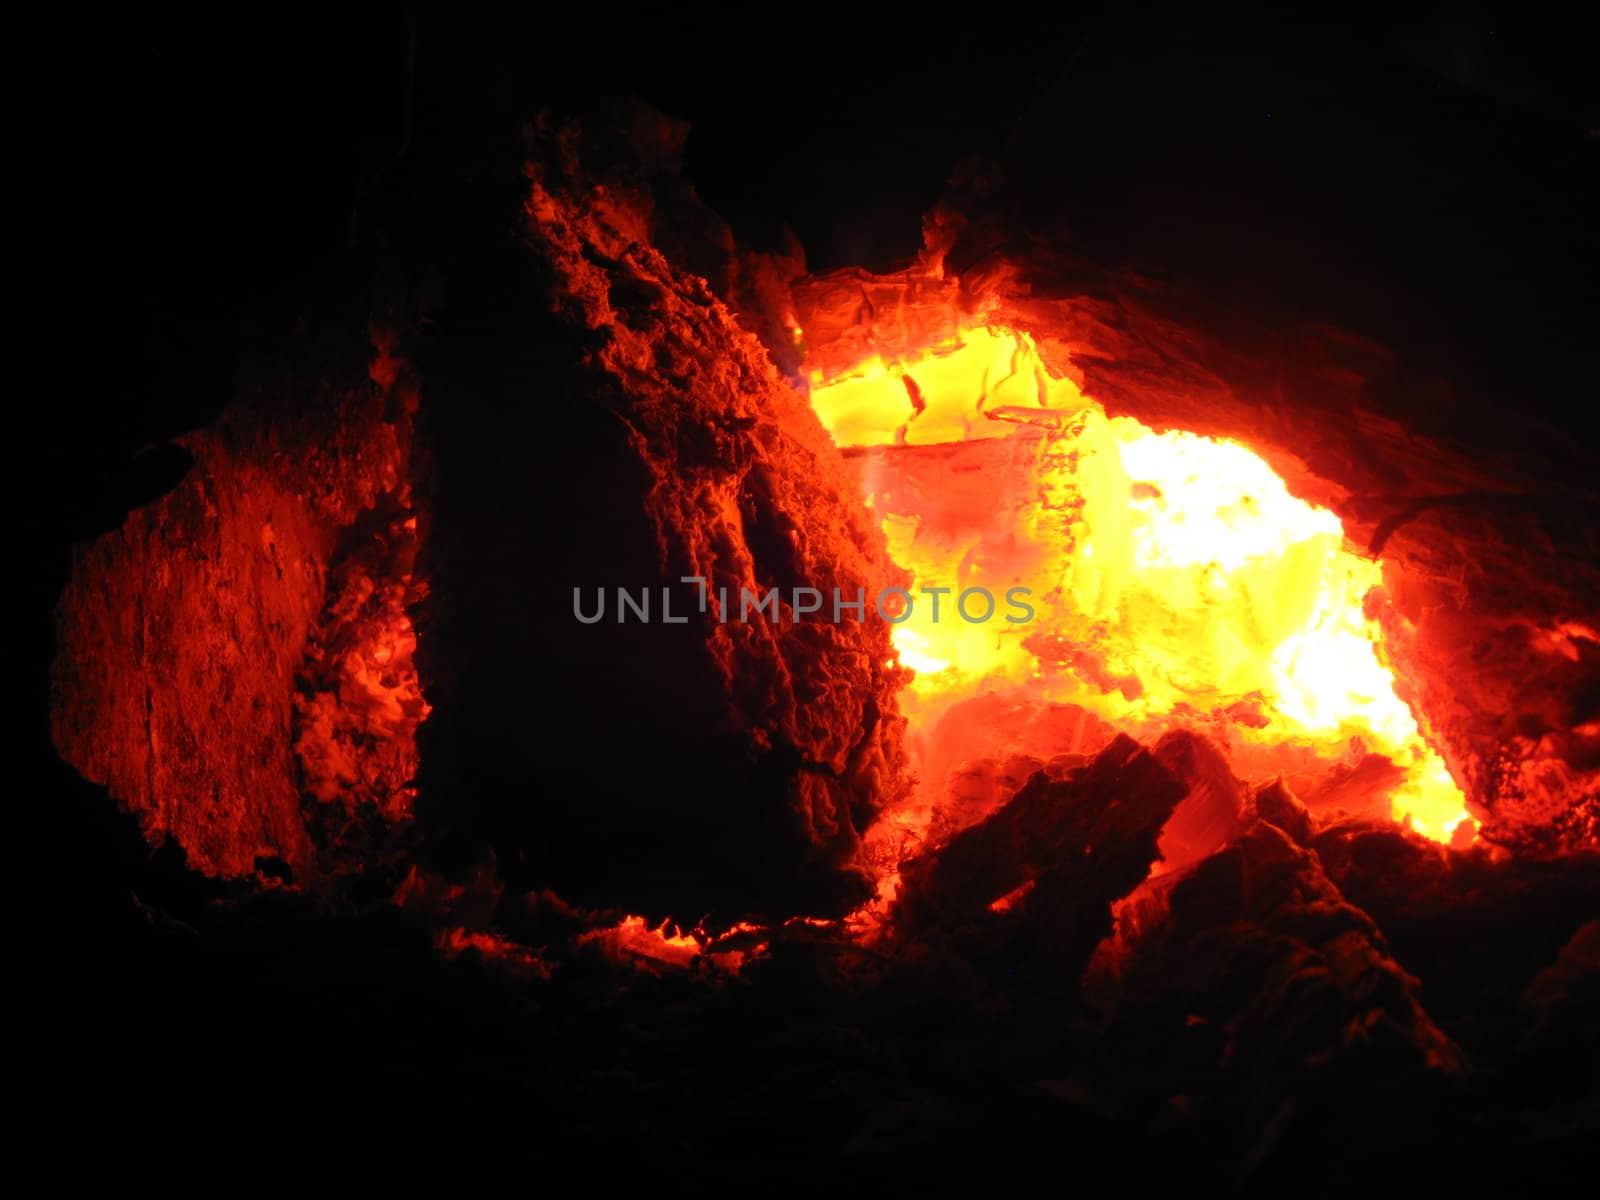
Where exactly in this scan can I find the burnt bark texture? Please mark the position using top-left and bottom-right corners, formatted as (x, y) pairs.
(412, 110), (906, 920)
(51, 322), (421, 879)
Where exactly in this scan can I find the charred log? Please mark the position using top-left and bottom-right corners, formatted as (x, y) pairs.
(51, 317), (423, 880)
(412, 111), (906, 920)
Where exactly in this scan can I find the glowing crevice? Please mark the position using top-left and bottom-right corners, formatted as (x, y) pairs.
(806, 324), (1472, 851)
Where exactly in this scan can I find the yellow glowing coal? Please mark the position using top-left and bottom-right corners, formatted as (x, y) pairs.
(808, 324), (1472, 843)
(1117, 432), (1343, 570)
(808, 326), (1085, 447)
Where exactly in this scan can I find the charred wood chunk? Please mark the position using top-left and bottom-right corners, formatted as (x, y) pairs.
(1519, 919), (1600, 1103)
(1311, 818), (1600, 1033)
(1102, 821), (1465, 1174)
(897, 733), (1186, 960)
(1250, 776), (1315, 845)
(1152, 728), (1250, 871)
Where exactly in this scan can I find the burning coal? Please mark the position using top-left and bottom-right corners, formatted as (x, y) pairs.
(800, 324), (1473, 925)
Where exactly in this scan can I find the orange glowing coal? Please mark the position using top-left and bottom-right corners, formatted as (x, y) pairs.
(807, 325), (1472, 856)
(580, 915), (704, 968)
(578, 916), (763, 971)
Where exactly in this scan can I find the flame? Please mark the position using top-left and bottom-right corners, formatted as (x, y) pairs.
(810, 324), (1472, 846)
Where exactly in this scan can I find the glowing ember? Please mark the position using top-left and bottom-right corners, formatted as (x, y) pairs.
(580, 915), (703, 967)
(808, 324), (1472, 850)
(989, 880), (1036, 913)
(578, 916), (765, 971)
(808, 325), (1074, 448)
(436, 927), (552, 978)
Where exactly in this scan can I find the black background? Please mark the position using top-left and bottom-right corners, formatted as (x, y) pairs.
(47, 5), (1597, 503)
